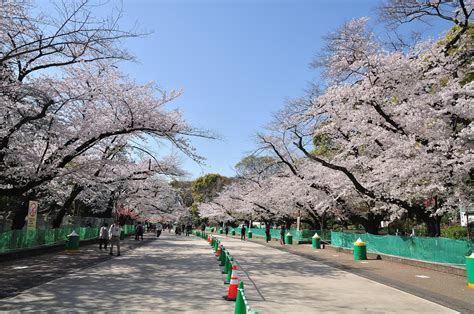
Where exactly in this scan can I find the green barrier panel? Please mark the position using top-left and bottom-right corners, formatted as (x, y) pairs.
(0, 225), (113, 254)
(331, 231), (473, 266)
(79, 227), (100, 240)
(233, 228), (331, 242)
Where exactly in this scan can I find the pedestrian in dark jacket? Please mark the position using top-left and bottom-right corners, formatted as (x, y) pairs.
(186, 224), (192, 236)
(241, 224), (246, 241)
(265, 224), (271, 243)
(135, 222), (144, 240)
(279, 225), (285, 245)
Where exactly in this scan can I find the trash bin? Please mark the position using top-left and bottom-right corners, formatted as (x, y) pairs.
(219, 228), (223, 234)
(248, 230), (253, 239)
(231, 229), (235, 236)
(466, 253), (474, 288)
(312, 233), (321, 249)
(285, 232), (293, 245)
(65, 230), (80, 251)
(353, 237), (367, 260)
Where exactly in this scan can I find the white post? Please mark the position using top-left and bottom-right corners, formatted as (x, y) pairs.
(296, 210), (301, 231)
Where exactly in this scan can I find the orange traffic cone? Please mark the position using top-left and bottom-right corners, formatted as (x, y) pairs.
(208, 234), (212, 244)
(216, 244), (221, 258)
(223, 264), (238, 301)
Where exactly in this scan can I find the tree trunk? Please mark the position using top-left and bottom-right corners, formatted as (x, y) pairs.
(424, 215), (442, 237)
(365, 212), (384, 235)
(52, 185), (83, 228)
(11, 196), (28, 230)
(349, 212), (383, 235)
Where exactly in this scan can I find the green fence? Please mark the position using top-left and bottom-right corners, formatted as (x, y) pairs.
(0, 224), (135, 254)
(122, 224), (135, 235)
(331, 231), (473, 266)
(231, 227), (331, 242)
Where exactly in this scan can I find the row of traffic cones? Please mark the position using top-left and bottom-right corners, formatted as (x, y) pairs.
(208, 235), (238, 300)
(205, 234), (257, 313)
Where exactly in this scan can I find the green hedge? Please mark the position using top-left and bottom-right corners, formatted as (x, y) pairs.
(441, 226), (468, 240)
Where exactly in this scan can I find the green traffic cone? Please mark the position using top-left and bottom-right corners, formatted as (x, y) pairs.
(234, 282), (245, 314)
(223, 253), (230, 274)
(220, 248), (226, 266)
(225, 258), (233, 284)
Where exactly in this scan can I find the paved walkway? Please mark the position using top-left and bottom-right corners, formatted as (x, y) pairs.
(0, 234), (154, 299)
(0, 232), (468, 313)
(223, 233), (474, 312)
(0, 234), (233, 312)
(214, 235), (458, 313)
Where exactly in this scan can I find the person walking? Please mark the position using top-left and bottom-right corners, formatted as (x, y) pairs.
(240, 224), (246, 241)
(185, 224), (192, 236)
(225, 226), (229, 237)
(135, 222), (144, 241)
(279, 224), (286, 245)
(109, 220), (122, 256)
(265, 224), (271, 243)
(156, 223), (163, 238)
(99, 223), (108, 250)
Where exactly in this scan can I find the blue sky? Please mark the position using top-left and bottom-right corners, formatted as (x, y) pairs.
(39, 0), (452, 179)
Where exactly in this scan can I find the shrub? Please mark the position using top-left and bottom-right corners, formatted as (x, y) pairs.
(441, 225), (468, 240)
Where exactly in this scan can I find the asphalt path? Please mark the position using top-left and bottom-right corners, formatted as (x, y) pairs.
(0, 232), (464, 313)
(214, 235), (458, 313)
(0, 233), (233, 313)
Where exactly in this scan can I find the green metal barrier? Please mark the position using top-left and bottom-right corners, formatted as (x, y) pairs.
(0, 224), (135, 254)
(331, 231), (473, 266)
(232, 228), (331, 242)
(122, 224), (135, 236)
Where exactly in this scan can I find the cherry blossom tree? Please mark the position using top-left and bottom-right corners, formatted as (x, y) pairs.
(0, 1), (211, 229)
(261, 14), (472, 236)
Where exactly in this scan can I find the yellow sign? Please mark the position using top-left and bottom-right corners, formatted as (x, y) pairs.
(27, 201), (38, 230)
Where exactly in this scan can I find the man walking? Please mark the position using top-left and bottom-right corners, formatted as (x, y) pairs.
(240, 224), (246, 241)
(135, 222), (144, 241)
(109, 220), (122, 256)
(265, 223), (271, 243)
(185, 224), (192, 236)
